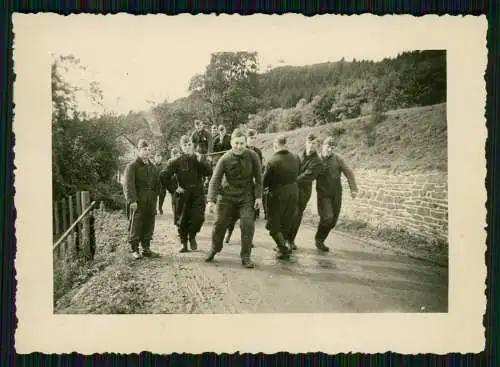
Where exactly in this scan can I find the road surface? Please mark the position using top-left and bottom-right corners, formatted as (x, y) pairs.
(55, 204), (448, 314)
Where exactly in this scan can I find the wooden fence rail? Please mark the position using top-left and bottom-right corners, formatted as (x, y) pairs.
(53, 190), (98, 261)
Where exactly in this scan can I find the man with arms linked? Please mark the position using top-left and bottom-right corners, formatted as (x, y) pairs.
(205, 129), (263, 268)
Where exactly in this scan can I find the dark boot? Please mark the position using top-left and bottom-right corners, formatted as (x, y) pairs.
(179, 240), (189, 253)
(141, 241), (156, 257)
(224, 229), (233, 244)
(179, 232), (189, 253)
(315, 240), (330, 252)
(270, 232), (290, 260)
(129, 242), (141, 259)
(189, 233), (198, 251)
(205, 250), (217, 262)
(241, 257), (255, 268)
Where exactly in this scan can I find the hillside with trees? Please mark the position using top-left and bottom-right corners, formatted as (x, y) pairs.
(151, 50), (446, 138)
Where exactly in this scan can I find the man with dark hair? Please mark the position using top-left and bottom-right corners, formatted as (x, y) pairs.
(205, 128), (263, 268)
(245, 129), (263, 165)
(161, 135), (212, 253)
(162, 147), (181, 216)
(262, 134), (301, 260)
(191, 119), (214, 155)
(123, 139), (161, 259)
(211, 125), (218, 138)
(315, 137), (358, 252)
(224, 128), (263, 245)
(287, 133), (324, 250)
(213, 124), (232, 153)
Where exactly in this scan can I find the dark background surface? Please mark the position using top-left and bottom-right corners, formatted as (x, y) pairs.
(2, 0), (496, 365)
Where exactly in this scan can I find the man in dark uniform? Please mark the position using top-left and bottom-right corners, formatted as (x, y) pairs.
(191, 119), (214, 155)
(224, 128), (263, 245)
(211, 125), (218, 139)
(315, 137), (358, 252)
(123, 139), (161, 259)
(162, 147), (181, 216)
(213, 124), (232, 153)
(262, 135), (301, 260)
(161, 135), (212, 253)
(153, 152), (167, 215)
(205, 128), (263, 268)
(191, 119), (213, 195)
(287, 133), (324, 251)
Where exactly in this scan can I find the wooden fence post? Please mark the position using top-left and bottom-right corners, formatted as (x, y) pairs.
(68, 195), (75, 256)
(75, 191), (82, 252)
(61, 198), (68, 257)
(81, 191), (93, 261)
(53, 201), (60, 259)
(53, 201), (60, 241)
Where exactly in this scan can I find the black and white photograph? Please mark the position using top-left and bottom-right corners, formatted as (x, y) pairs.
(13, 14), (486, 354)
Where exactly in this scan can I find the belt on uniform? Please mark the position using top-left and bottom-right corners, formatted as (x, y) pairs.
(180, 184), (203, 189)
(269, 182), (297, 190)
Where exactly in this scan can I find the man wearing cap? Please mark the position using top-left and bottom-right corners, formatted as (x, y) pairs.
(211, 125), (218, 139)
(162, 147), (181, 216)
(205, 128), (263, 268)
(191, 119), (214, 155)
(123, 139), (161, 259)
(224, 128), (263, 245)
(161, 135), (212, 253)
(213, 124), (232, 153)
(287, 133), (324, 250)
(315, 137), (358, 252)
(262, 134), (301, 260)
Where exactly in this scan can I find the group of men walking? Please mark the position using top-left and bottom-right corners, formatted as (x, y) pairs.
(122, 118), (358, 268)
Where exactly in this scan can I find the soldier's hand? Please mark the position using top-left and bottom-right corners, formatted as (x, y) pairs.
(176, 187), (185, 194)
(207, 155), (213, 163)
(206, 202), (216, 214)
(195, 152), (202, 161)
(130, 202), (138, 212)
(254, 198), (263, 211)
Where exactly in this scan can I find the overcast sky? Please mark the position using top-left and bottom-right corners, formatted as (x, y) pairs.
(39, 14), (427, 115)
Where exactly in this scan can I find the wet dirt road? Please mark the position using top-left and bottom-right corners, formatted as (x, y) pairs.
(55, 206), (448, 314)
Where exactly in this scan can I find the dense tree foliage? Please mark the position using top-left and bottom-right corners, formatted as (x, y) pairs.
(155, 50), (446, 134)
(52, 56), (126, 208)
(188, 52), (262, 131)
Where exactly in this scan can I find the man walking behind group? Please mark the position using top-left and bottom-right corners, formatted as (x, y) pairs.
(315, 137), (359, 252)
(191, 119), (213, 195)
(161, 135), (212, 253)
(205, 128), (263, 268)
(191, 119), (214, 155)
(287, 133), (324, 251)
(262, 135), (301, 260)
(123, 139), (161, 259)
(213, 124), (232, 153)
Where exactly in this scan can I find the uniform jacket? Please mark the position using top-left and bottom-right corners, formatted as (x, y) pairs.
(263, 149), (301, 190)
(214, 133), (231, 152)
(296, 150), (323, 201)
(316, 152), (358, 196)
(207, 148), (262, 203)
(191, 128), (213, 154)
(248, 145), (264, 167)
(123, 157), (161, 204)
(161, 154), (212, 195)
